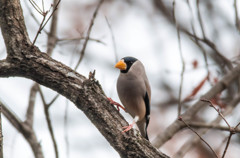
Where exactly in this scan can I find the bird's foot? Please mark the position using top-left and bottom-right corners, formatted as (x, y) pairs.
(107, 97), (126, 112)
(122, 122), (135, 133)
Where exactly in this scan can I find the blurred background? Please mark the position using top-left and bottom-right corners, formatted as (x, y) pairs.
(1, 0), (240, 158)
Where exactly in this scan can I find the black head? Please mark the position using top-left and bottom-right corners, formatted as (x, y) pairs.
(121, 56), (138, 73)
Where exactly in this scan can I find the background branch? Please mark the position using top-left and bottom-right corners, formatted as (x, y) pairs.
(153, 63), (240, 148)
(1, 100), (44, 158)
(74, 0), (104, 70)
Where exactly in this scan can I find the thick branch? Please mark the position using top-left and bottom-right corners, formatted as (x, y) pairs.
(0, 0), (168, 157)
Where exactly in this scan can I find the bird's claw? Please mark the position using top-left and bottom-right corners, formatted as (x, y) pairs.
(107, 97), (126, 112)
(122, 123), (134, 133)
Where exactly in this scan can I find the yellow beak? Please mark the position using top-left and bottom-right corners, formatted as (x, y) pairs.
(115, 60), (127, 70)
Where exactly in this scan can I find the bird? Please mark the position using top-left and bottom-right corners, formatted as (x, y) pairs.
(114, 56), (151, 140)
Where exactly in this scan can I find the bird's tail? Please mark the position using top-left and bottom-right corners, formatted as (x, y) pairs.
(137, 119), (149, 140)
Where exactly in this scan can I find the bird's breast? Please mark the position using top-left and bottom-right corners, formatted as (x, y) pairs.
(117, 74), (146, 120)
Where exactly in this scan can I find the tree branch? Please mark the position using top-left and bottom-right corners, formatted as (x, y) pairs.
(38, 86), (59, 158)
(174, 94), (240, 158)
(0, 0), (168, 157)
(153, 63), (240, 148)
(1, 100), (44, 158)
(24, 83), (38, 127)
(46, 0), (60, 56)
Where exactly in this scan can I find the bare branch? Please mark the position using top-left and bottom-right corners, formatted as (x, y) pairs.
(1, 100), (44, 158)
(221, 133), (233, 158)
(46, 0), (61, 56)
(47, 94), (60, 108)
(23, 0), (48, 34)
(173, 0), (185, 117)
(196, 0), (206, 38)
(182, 30), (233, 71)
(153, 64), (240, 148)
(178, 116), (218, 158)
(105, 16), (118, 63)
(201, 99), (231, 129)
(234, 0), (240, 32)
(32, 12), (48, 45)
(32, 0), (61, 45)
(174, 94), (240, 158)
(24, 83), (38, 127)
(187, 122), (240, 133)
(29, 0), (44, 15)
(74, 0), (104, 70)
(38, 86), (59, 158)
(186, 0), (210, 74)
(57, 37), (106, 45)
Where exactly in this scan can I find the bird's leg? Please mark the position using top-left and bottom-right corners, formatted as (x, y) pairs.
(122, 116), (139, 133)
(107, 97), (126, 111)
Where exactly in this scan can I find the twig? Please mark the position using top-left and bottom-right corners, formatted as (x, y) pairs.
(235, 121), (240, 129)
(153, 64), (240, 148)
(201, 98), (240, 158)
(29, 0), (43, 15)
(24, 83), (38, 127)
(186, 0), (209, 74)
(234, 0), (240, 32)
(24, 0), (48, 34)
(196, 0), (206, 38)
(105, 16), (118, 63)
(183, 30), (233, 70)
(32, 0), (61, 45)
(33, 14), (47, 45)
(57, 37), (106, 45)
(47, 94), (60, 108)
(42, 0), (45, 13)
(41, 0), (61, 33)
(173, 95), (240, 158)
(187, 122), (240, 133)
(178, 116), (219, 158)
(221, 133), (233, 158)
(38, 86), (59, 158)
(1, 100), (44, 158)
(173, 0), (185, 117)
(221, 120), (240, 158)
(74, 0), (104, 70)
(46, 0), (61, 56)
(201, 99), (231, 128)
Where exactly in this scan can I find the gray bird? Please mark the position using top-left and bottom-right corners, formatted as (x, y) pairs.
(115, 56), (151, 140)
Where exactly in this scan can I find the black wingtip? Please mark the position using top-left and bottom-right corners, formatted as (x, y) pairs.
(144, 92), (150, 141)
(145, 132), (149, 140)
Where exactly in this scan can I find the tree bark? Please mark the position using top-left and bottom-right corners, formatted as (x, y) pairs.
(0, 0), (168, 157)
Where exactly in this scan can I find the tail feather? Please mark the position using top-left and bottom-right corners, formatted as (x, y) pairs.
(137, 119), (149, 140)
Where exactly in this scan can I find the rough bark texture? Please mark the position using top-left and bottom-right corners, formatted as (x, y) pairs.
(0, 0), (169, 157)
